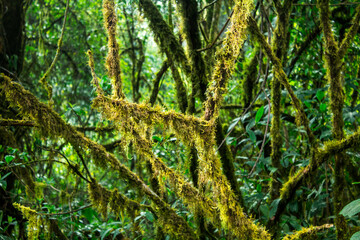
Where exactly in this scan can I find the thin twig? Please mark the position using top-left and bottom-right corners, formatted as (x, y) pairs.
(38, 0), (70, 100)
(39, 204), (93, 216)
(196, 10), (234, 52)
(74, 148), (93, 181)
(198, 0), (221, 14)
(248, 81), (271, 177)
(41, 147), (91, 183)
(0, 159), (67, 170)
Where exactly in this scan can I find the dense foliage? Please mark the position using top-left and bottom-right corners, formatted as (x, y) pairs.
(1, 0), (360, 239)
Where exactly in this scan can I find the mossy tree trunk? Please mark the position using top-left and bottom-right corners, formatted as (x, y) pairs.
(269, 0), (293, 204)
(0, 1), (27, 238)
(318, 1), (360, 239)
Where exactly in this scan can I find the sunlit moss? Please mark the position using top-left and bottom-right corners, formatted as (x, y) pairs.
(102, 0), (124, 99)
(203, 0), (253, 121)
(0, 74), (197, 239)
(88, 181), (197, 239)
(13, 203), (50, 240)
(282, 224), (333, 240)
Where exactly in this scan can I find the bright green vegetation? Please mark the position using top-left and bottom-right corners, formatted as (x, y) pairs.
(1, 0), (360, 239)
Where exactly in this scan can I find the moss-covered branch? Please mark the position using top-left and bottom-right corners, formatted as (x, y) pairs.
(0, 74), (197, 240)
(269, 0), (293, 204)
(92, 95), (213, 144)
(272, 129), (360, 223)
(204, 0), (253, 121)
(38, 0), (69, 102)
(102, 0), (124, 98)
(176, 0), (208, 102)
(337, 6), (360, 59)
(282, 224), (333, 240)
(317, 1), (359, 238)
(248, 16), (317, 148)
(138, 0), (190, 74)
(93, 85), (270, 240)
(149, 60), (169, 106)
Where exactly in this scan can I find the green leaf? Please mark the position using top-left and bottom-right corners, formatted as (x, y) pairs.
(152, 136), (162, 142)
(255, 106), (265, 124)
(350, 231), (360, 240)
(316, 90), (325, 101)
(269, 199), (281, 219)
(227, 117), (241, 133)
(246, 129), (256, 143)
(4, 155), (14, 164)
(304, 100), (311, 108)
(1, 172), (11, 180)
(320, 103), (327, 112)
(340, 199), (360, 217)
(101, 228), (113, 240)
(145, 212), (154, 222)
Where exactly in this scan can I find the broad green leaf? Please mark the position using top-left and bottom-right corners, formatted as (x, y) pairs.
(246, 129), (256, 143)
(145, 212), (154, 222)
(152, 136), (162, 142)
(320, 103), (327, 112)
(350, 231), (360, 240)
(269, 199), (281, 219)
(304, 101), (311, 108)
(4, 155), (14, 164)
(227, 117), (241, 133)
(340, 199), (360, 217)
(316, 90), (325, 101)
(255, 106), (265, 124)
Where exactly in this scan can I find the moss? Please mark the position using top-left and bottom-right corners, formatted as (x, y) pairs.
(317, 2), (360, 239)
(34, 182), (47, 199)
(87, 50), (105, 96)
(88, 181), (197, 239)
(0, 74), (197, 239)
(138, 0), (190, 75)
(203, 0), (253, 121)
(269, 3), (293, 202)
(13, 203), (49, 240)
(38, 0), (69, 104)
(175, 0), (208, 101)
(88, 181), (111, 218)
(167, 56), (188, 113)
(248, 16), (317, 148)
(102, 0), (124, 99)
(215, 119), (244, 207)
(282, 224), (333, 240)
(243, 53), (258, 108)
